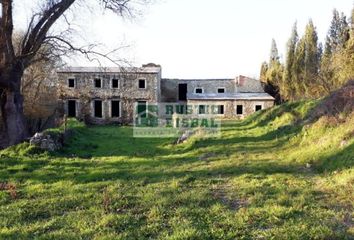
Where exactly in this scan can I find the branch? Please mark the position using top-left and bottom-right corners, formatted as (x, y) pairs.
(0, 0), (15, 65)
(100, 0), (133, 17)
(43, 35), (130, 66)
(20, 0), (76, 66)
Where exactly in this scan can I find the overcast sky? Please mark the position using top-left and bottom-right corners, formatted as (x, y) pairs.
(14, 0), (354, 79)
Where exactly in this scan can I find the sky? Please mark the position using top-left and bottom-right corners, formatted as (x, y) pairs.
(14, 0), (354, 79)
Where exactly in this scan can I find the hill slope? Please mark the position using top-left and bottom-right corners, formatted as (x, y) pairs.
(0, 96), (353, 239)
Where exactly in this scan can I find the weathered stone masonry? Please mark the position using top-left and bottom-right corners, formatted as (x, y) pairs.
(58, 65), (161, 124)
(57, 64), (274, 124)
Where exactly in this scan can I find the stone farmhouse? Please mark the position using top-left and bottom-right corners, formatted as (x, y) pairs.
(57, 63), (274, 124)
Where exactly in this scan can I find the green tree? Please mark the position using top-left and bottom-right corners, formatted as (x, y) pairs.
(261, 8), (353, 101)
(331, 6), (354, 86)
(303, 20), (320, 95)
(260, 62), (268, 82)
(260, 40), (284, 103)
(283, 22), (298, 100)
(265, 61), (284, 104)
(339, 12), (350, 48)
(327, 9), (349, 53)
(293, 37), (306, 98)
(320, 10), (351, 92)
(328, 9), (342, 51)
(319, 38), (333, 94)
(269, 39), (279, 67)
(292, 20), (321, 98)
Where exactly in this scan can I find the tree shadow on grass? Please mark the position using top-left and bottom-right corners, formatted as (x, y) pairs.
(0, 150), (305, 185)
(53, 126), (177, 159)
(3, 116), (350, 185)
(182, 123), (304, 156)
(0, 118), (308, 186)
(314, 141), (354, 173)
(52, 105), (307, 160)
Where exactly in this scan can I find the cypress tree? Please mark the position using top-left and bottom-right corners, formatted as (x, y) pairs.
(328, 9), (341, 51)
(293, 37), (306, 98)
(283, 22), (298, 100)
(269, 39), (279, 67)
(269, 40), (283, 103)
(339, 12), (350, 48)
(319, 11), (339, 91)
(327, 9), (349, 52)
(320, 38), (334, 94)
(303, 19), (320, 94)
(260, 62), (268, 82)
(331, 6), (354, 87)
(292, 20), (321, 98)
(320, 10), (350, 92)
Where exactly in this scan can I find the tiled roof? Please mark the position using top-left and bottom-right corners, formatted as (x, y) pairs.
(187, 93), (274, 100)
(57, 66), (161, 74)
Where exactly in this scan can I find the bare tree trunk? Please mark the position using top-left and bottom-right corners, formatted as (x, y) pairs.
(0, 69), (29, 146)
(0, 0), (147, 147)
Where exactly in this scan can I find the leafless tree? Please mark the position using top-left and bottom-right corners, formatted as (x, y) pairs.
(0, 0), (150, 146)
(22, 54), (61, 133)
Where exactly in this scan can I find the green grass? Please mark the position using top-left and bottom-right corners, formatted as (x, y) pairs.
(0, 101), (353, 239)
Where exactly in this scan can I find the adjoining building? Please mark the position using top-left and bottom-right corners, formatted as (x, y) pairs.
(161, 76), (274, 118)
(57, 63), (274, 124)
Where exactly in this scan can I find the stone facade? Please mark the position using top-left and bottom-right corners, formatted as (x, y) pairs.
(187, 99), (274, 119)
(57, 64), (274, 124)
(161, 78), (237, 102)
(58, 65), (161, 124)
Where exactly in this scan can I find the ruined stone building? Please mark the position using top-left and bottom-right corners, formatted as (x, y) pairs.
(57, 63), (274, 124)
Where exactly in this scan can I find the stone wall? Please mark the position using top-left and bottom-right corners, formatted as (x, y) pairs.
(187, 99), (274, 118)
(161, 78), (237, 102)
(58, 71), (160, 124)
(58, 68), (274, 124)
(160, 79), (179, 102)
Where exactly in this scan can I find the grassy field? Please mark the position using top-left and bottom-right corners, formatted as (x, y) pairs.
(0, 101), (353, 239)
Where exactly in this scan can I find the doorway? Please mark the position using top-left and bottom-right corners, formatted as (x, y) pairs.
(94, 100), (103, 118)
(111, 100), (120, 118)
(178, 83), (187, 101)
(67, 100), (76, 117)
(137, 101), (147, 118)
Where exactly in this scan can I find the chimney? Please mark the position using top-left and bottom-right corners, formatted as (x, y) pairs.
(237, 75), (247, 86)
